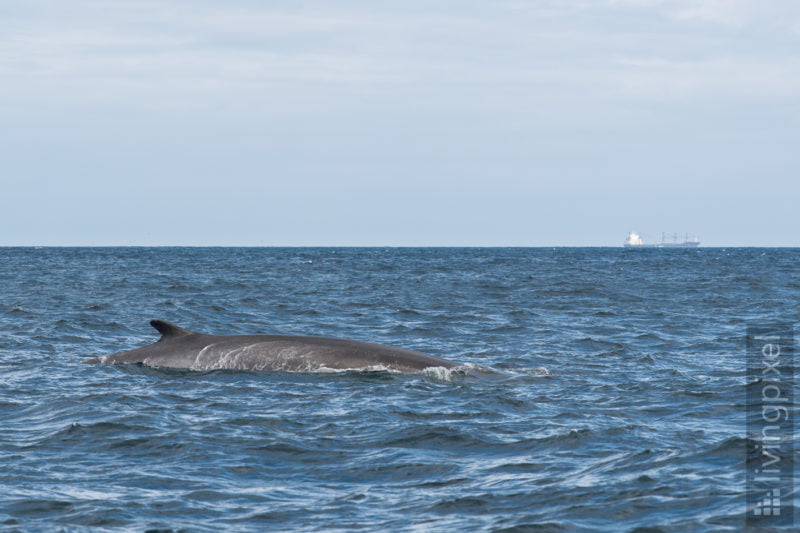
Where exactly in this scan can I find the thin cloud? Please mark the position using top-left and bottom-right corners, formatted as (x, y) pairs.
(3, 0), (799, 102)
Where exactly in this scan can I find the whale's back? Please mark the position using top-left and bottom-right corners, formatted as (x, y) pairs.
(83, 321), (458, 372)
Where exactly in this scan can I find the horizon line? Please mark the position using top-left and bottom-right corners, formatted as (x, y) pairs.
(2, 244), (798, 249)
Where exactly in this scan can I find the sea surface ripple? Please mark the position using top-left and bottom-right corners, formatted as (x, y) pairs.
(0, 247), (797, 531)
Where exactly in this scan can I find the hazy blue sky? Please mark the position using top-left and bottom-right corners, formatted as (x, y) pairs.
(1, 0), (798, 246)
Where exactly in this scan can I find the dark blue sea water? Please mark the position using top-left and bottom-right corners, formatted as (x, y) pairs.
(1, 247), (797, 531)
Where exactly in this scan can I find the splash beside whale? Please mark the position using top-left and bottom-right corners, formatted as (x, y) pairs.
(83, 320), (460, 372)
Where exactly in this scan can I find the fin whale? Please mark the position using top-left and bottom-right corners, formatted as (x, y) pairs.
(83, 320), (459, 372)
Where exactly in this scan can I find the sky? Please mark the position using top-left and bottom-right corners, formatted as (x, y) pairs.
(1, 0), (798, 246)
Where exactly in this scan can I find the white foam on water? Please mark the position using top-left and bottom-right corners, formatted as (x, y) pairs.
(312, 365), (399, 373)
(420, 363), (493, 382)
(525, 366), (551, 377)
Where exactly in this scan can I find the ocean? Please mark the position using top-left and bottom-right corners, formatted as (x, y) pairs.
(1, 247), (797, 531)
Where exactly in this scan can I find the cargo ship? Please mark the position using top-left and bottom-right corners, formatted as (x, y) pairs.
(624, 232), (700, 248)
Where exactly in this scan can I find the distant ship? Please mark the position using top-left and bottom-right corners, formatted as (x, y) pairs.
(624, 232), (700, 248)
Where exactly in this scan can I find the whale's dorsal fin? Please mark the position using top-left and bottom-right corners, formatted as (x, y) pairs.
(150, 320), (192, 339)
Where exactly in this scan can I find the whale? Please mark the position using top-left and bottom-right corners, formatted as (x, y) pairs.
(83, 320), (460, 372)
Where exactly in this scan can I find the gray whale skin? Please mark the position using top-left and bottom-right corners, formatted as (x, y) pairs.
(83, 320), (459, 372)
